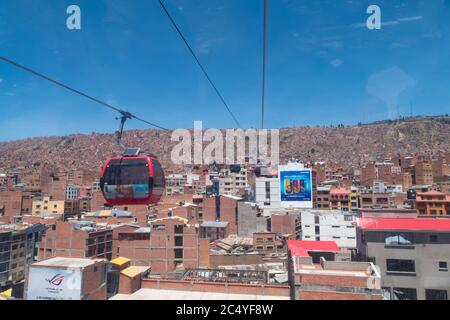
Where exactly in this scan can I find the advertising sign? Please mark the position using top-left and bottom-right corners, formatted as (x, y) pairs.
(280, 169), (313, 208)
(27, 267), (82, 300)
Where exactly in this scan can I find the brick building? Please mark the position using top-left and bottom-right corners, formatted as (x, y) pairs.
(38, 221), (113, 261)
(116, 216), (210, 275)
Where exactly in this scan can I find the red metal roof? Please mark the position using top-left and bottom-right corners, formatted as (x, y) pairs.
(287, 240), (340, 257)
(356, 217), (450, 231)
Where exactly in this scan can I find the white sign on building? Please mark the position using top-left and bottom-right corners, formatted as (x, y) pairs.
(27, 267), (82, 300)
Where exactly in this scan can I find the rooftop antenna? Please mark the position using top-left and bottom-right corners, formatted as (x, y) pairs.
(410, 102), (413, 118)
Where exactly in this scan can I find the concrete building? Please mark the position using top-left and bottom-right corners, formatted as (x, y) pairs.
(287, 240), (382, 300)
(32, 196), (65, 215)
(253, 177), (281, 217)
(237, 202), (267, 237)
(373, 181), (387, 194)
(0, 223), (46, 291)
(26, 257), (108, 300)
(359, 193), (392, 209)
(66, 185), (79, 200)
(165, 174), (186, 196)
(355, 217), (450, 300)
(330, 188), (352, 212)
(218, 168), (248, 196)
(198, 221), (228, 241)
(299, 209), (357, 251)
(315, 186), (331, 209)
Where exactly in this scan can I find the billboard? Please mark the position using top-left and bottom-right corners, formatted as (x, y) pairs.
(27, 267), (82, 300)
(279, 169), (313, 208)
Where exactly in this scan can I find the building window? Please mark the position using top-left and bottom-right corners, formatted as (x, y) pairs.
(174, 236), (183, 247)
(439, 261), (448, 272)
(174, 225), (184, 234)
(174, 248), (183, 260)
(386, 259), (415, 274)
(425, 289), (448, 300)
(385, 233), (413, 246)
(430, 235), (439, 243)
(393, 288), (417, 300)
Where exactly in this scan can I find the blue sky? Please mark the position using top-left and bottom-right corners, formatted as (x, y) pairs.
(0, 0), (449, 141)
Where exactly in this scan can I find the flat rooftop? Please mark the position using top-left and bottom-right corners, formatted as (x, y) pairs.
(110, 288), (289, 300)
(356, 217), (450, 231)
(32, 257), (102, 268)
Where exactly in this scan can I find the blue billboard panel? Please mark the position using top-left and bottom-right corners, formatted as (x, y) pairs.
(280, 170), (312, 202)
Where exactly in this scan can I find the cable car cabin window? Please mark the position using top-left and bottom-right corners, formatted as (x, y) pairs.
(103, 158), (150, 200)
(151, 159), (165, 196)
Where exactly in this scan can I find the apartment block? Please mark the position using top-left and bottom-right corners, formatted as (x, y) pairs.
(414, 191), (450, 217)
(116, 216), (210, 275)
(355, 217), (450, 300)
(299, 209), (357, 250)
(359, 193), (392, 209)
(38, 221), (113, 261)
(0, 223), (45, 291)
(330, 188), (352, 211)
(32, 196), (65, 215)
(253, 176), (281, 217)
(315, 187), (331, 209)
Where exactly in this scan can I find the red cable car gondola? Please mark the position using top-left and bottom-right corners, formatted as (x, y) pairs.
(99, 113), (165, 206)
(100, 148), (165, 206)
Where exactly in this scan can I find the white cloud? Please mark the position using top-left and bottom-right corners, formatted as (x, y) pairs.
(330, 59), (344, 68)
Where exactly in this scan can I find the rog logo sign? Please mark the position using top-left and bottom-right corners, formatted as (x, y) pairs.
(46, 274), (65, 286)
